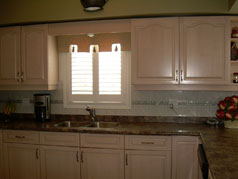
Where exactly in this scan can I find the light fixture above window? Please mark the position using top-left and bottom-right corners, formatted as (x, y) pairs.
(80, 0), (108, 12)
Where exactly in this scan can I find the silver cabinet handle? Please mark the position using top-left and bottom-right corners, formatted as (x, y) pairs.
(15, 136), (25, 139)
(81, 152), (83, 163)
(180, 70), (183, 82)
(36, 148), (39, 160)
(175, 70), (178, 82)
(17, 72), (20, 83)
(141, 142), (154, 145)
(76, 151), (79, 162)
(20, 72), (24, 82)
(125, 153), (128, 166)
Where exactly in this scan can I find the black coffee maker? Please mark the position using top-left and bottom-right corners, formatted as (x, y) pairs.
(34, 94), (51, 122)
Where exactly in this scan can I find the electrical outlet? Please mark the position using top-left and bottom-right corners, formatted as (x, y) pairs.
(169, 99), (178, 109)
(22, 98), (30, 105)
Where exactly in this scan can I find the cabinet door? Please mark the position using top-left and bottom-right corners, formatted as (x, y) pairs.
(132, 18), (179, 84)
(180, 17), (229, 84)
(40, 146), (80, 179)
(4, 143), (40, 179)
(0, 27), (20, 85)
(172, 136), (199, 179)
(21, 25), (48, 85)
(81, 148), (124, 179)
(125, 150), (171, 179)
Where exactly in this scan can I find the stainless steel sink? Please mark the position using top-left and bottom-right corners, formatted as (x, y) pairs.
(53, 121), (119, 129)
(85, 122), (119, 128)
(54, 121), (91, 128)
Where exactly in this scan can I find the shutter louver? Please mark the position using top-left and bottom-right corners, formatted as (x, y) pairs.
(99, 52), (121, 95)
(71, 52), (93, 95)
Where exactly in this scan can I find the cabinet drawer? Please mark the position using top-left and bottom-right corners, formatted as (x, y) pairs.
(125, 135), (171, 150)
(3, 130), (39, 144)
(40, 132), (80, 147)
(81, 134), (124, 149)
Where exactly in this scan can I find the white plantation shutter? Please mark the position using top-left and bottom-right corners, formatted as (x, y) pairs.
(71, 52), (93, 95)
(99, 52), (121, 95)
(64, 44), (131, 109)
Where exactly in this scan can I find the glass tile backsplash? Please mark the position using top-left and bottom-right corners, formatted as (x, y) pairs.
(0, 86), (237, 117)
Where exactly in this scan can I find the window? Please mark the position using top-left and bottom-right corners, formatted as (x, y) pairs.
(63, 43), (131, 109)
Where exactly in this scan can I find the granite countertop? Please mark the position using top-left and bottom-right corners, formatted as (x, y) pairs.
(0, 119), (238, 179)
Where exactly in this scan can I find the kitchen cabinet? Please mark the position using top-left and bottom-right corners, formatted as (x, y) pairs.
(180, 17), (229, 84)
(0, 27), (21, 85)
(125, 135), (171, 179)
(3, 130), (40, 179)
(81, 148), (124, 179)
(40, 146), (80, 179)
(80, 134), (124, 179)
(0, 25), (58, 90)
(3, 143), (40, 179)
(132, 16), (229, 89)
(132, 17), (179, 85)
(40, 132), (80, 179)
(172, 136), (199, 179)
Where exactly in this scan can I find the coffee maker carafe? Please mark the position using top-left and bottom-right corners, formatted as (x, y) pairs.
(34, 94), (50, 122)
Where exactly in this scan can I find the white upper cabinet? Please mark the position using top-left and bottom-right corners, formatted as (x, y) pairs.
(21, 25), (48, 85)
(180, 17), (229, 84)
(0, 27), (21, 85)
(132, 18), (179, 84)
(132, 16), (230, 88)
(0, 24), (58, 90)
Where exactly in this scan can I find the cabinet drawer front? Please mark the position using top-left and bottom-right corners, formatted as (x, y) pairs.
(3, 130), (39, 144)
(81, 134), (124, 149)
(125, 135), (171, 150)
(40, 132), (80, 147)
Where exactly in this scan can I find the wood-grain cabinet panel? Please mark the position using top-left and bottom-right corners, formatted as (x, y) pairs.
(40, 146), (80, 179)
(172, 136), (199, 179)
(180, 17), (229, 84)
(3, 143), (40, 179)
(81, 148), (124, 179)
(0, 24), (58, 90)
(132, 17), (179, 85)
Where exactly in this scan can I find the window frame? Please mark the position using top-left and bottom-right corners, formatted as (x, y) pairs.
(63, 46), (131, 109)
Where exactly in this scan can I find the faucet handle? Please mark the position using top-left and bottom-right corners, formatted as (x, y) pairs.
(86, 105), (91, 112)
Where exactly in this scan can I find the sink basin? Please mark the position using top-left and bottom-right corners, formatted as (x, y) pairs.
(54, 121), (91, 128)
(85, 122), (119, 128)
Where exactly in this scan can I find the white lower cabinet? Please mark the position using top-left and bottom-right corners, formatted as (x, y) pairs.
(3, 143), (40, 179)
(1, 130), (201, 179)
(40, 132), (80, 179)
(80, 133), (124, 179)
(125, 135), (172, 179)
(81, 148), (124, 179)
(40, 146), (80, 179)
(172, 136), (199, 179)
(125, 150), (171, 179)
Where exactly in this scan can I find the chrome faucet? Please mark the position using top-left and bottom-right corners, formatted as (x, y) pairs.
(86, 105), (96, 122)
